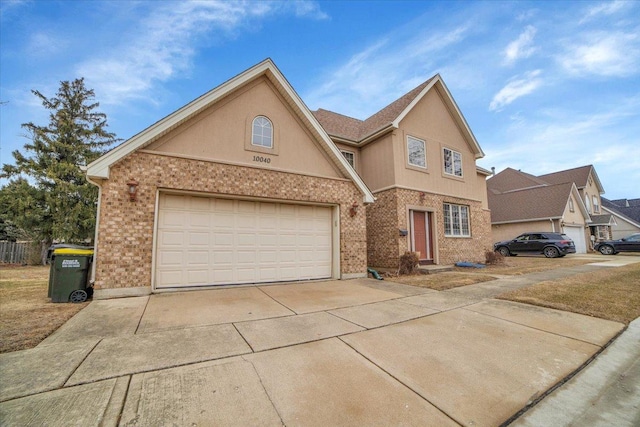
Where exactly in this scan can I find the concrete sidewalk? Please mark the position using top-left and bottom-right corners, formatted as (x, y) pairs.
(0, 257), (638, 426)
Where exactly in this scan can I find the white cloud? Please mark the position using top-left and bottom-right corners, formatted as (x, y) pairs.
(304, 24), (470, 118)
(489, 70), (543, 111)
(558, 32), (639, 77)
(579, 0), (628, 24)
(481, 97), (640, 197)
(76, 0), (327, 105)
(503, 25), (537, 65)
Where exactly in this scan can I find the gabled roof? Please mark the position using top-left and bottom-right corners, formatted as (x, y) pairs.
(538, 165), (605, 193)
(86, 59), (374, 203)
(486, 168), (547, 194)
(312, 75), (484, 158)
(589, 214), (617, 226)
(488, 182), (588, 224)
(602, 197), (640, 226)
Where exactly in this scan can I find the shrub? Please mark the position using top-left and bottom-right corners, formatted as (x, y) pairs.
(398, 251), (419, 275)
(485, 250), (504, 265)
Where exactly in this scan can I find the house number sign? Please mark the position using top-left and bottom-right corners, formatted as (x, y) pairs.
(253, 155), (271, 164)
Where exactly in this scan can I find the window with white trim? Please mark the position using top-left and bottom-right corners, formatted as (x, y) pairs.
(585, 194), (591, 213)
(341, 150), (355, 168)
(252, 116), (273, 148)
(569, 198), (574, 212)
(592, 195), (599, 213)
(443, 203), (470, 237)
(443, 148), (463, 177)
(407, 136), (426, 168)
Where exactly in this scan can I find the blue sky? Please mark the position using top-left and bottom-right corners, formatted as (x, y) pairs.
(1, 0), (639, 199)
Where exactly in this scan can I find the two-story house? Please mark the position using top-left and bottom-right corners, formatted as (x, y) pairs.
(86, 59), (491, 298)
(314, 77), (492, 268)
(487, 165), (613, 253)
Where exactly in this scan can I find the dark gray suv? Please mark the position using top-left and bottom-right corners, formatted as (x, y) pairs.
(494, 232), (576, 258)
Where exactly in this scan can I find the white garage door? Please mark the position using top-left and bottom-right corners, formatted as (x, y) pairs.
(563, 226), (587, 254)
(155, 194), (333, 288)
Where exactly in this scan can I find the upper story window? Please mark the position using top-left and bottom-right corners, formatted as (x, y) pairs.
(443, 148), (463, 177)
(252, 116), (273, 148)
(593, 195), (600, 213)
(569, 198), (575, 212)
(443, 203), (470, 237)
(407, 136), (426, 168)
(585, 194), (591, 213)
(340, 150), (355, 168)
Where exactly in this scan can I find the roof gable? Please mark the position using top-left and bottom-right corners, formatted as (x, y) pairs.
(312, 75), (484, 158)
(538, 165), (605, 193)
(87, 59), (374, 203)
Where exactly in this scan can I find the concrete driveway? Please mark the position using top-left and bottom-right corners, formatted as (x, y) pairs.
(0, 270), (631, 426)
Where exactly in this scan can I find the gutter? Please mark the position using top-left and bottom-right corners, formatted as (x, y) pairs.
(83, 168), (102, 284)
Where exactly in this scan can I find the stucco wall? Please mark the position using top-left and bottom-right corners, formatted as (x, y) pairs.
(491, 220), (560, 243)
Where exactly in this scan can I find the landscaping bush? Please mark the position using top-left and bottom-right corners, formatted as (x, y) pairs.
(485, 250), (504, 265)
(398, 251), (419, 275)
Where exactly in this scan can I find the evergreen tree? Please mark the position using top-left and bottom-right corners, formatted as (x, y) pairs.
(1, 78), (120, 244)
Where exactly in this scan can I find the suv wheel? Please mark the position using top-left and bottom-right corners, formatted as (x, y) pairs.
(497, 246), (510, 257)
(598, 245), (615, 255)
(543, 246), (559, 258)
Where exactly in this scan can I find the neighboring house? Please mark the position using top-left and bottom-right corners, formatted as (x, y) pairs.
(487, 165), (610, 253)
(86, 59), (491, 298)
(602, 198), (640, 239)
(313, 76), (492, 268)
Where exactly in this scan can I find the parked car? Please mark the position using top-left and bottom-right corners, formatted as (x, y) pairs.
(594, 233), (640, 255)
(494, 232), (576, 258)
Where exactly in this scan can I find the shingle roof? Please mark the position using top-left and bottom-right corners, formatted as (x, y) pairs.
(538, 165), (593, 188)
(602, 197), (640, 223)
(488, 182), (574, 223)
(312, 77), (435, 142)
(589, 214), (615, 226)
(486, 168), (547, 194)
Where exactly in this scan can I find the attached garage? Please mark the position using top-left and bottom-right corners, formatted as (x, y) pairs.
(155, 193), (334, 288)
(563, 225), (587, 254)
(86, 59), (374, 299)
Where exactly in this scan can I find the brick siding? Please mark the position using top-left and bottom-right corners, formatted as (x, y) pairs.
(94, 152), (367, 290)
(366, 187), (492, 268)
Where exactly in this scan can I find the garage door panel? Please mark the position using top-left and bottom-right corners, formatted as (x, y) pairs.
(160, 211), (186, 228)
(156, 194), (333, 288)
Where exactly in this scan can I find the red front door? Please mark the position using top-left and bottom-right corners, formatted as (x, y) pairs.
(411, 211), (433, 263)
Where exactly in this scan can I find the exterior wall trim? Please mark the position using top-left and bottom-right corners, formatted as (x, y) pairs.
(371, 184), (485, 203)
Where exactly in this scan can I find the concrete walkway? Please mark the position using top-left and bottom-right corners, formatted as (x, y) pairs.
(1, 256), (638, 426)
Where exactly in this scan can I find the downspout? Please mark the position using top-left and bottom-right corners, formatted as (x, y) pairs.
(550, 218), (555, 232)
(84, 172), (102, 284)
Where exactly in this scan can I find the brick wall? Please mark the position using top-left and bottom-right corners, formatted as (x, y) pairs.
(94, 152), (367, 290)
(367, 188), (492, 268)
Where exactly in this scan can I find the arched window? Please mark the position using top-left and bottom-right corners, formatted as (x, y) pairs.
(252, 116), (273, 148)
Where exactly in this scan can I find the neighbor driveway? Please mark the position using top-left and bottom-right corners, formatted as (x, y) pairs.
(0, 261), (636, 426)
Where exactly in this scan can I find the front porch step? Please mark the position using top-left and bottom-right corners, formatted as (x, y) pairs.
(418, 264), (454, 274)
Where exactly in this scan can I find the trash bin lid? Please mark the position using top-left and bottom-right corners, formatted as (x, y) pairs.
(53, 248), (94, 256)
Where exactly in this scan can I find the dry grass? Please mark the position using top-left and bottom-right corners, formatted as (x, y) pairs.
(472, 255), (595, 276)
(0, 265), (89, 353)
(387, 255), (596, 291)
(387, 272), (497, 291)
(498, 263), (640, 324)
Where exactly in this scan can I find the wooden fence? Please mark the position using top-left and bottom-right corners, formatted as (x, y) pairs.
(0, 241), (40, 264)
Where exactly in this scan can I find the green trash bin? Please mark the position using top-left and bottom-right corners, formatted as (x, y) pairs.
(48, 248), (94, 303)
